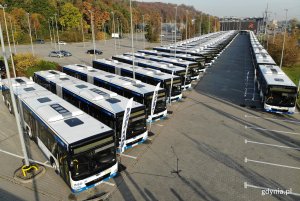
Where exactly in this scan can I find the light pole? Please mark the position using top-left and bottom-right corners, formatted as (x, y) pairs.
(129, 0), (135, 80)
(160, 17), (163, 46)
(208, 15), (210, 34)
(0, 4), (16, 77)
(117, 18), (120, 49)
(9, 17), (17, 54)
(111, 12), (117, 55)
(272, 13), (277, 44)
(51, 17), (57, 50)
(0, 20), (30, 167)
(280, 9), (288, 69)
(142, 15), (145, 49)
(200, 12), (202, 35)
(26, 13), (35, 56)
(174, 5), (178, 58)
(54, 14), (60, 51)
(88, 10), (96, 60)
(48, 19), (53, 47)
(81, 17), (85, 47)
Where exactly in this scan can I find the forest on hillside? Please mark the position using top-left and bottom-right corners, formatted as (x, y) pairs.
(0, 0), (219, 43)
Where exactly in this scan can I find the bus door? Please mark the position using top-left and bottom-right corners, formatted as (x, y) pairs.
(87, 74), (93, 84)
(56, 85), (63, 98)
(115, 67), (121, 75)
(58, 145), (70, 185)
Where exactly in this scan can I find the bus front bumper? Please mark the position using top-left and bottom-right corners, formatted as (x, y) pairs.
(147, 109), (168, 122)
(264, 104), (295, 114)
(121, 130), (148, 151)
(71, 162), (118, 193)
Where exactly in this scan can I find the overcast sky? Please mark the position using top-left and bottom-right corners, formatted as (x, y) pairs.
(139, 0), (300, 20)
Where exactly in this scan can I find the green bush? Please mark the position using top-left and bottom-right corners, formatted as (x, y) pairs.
(25, 60), (59, 77)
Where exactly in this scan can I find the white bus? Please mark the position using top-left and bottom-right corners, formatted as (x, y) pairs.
(62, 64), (168, 121)
(33, 70), (148, 150)
(1, 77), (118, 192)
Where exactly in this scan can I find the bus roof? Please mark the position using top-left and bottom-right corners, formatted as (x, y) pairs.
(255, 52), (276, 65)
(63, 64), (164, 95)
(123, 52), (198, 67)
(34, 70), (144, 114)
(93, 59), (181, 81)
(137, 49), (205, 61)
(2, 77), (113, 146)
(259, 65), (296, 87)
(112, 55), (186, 73)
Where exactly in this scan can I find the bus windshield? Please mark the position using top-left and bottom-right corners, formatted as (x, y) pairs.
(265, 86), (297, 107)
(70, 142), (115, 180)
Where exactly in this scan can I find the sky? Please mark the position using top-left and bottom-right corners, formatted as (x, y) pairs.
(139, 0), (300, 20)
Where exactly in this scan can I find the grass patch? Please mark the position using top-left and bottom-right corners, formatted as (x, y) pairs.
(282, 64), (300, 105)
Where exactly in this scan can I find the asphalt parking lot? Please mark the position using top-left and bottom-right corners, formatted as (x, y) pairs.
(0, 33), (299, 201)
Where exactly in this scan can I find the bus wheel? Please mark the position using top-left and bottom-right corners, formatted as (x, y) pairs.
(26, 127), (33, 139)
(51, 158), (59, 174)
(7, 102), (12, 114)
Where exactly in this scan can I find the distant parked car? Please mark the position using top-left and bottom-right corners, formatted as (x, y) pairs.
(57, 41), (67, 45)
(59, 50), (72, 57)
(49, 51), (64, 58)
(35, 39), (45, 44)
(86, 49), (103, 55)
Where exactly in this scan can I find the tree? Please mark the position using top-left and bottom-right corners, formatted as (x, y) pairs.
(59, 3), (82, 30)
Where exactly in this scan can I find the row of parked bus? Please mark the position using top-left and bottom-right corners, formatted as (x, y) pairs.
(249, 31), (298, 114)
(1, 31), (238, 193)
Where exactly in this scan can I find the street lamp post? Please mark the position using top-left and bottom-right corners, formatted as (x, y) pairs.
(81, 17), (85, 47)
(0, 4), (16, 77)
(111, 12), (117, 55)
(208, 15), (210, 34)
(280, 9), (288, 69)
(142, 15), (145, 49)
(88, 10), (96, 60)
(48, 19), (53, 47)
(174, 6), (178, 58)
(50, 18), (57, 50)
(9, 17), (17, 54)
(27, 13), (35, 56)
(272, 13), (277, 44)
(0, 20), (30, 167)
(129, 0), (135, 80)
(160, 17), (163, 46)
(54, 14), (60, 51)
(117, 18), (120, 49)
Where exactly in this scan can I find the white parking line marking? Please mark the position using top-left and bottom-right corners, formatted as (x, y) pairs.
(103, 181), (115, 187)
(245, 139), (300, 150)
(245, 157), (300, 170)
(0, 148), (53, 168)
(120, 153), (137, 160)
(156, 124), (164, 127)
(245, 115), (300, 124)
(244, 182), (300, 196)
(245, 126), (300, 136)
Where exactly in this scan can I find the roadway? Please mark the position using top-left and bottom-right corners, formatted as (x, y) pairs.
(0, 33), (300, 201)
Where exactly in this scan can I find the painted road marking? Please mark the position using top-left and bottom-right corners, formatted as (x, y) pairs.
(103, 181), (115, 187)
(245, 139), (300, 150)
(245, 126), (300, 136)
(0, 148), (53, 168)
(245, 115), (300, 124)
(245, 157), (300, 170)
(120, 153), (137, 160)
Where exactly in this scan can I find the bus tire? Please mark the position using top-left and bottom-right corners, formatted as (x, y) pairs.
(7, 102), (12, 114)
(50, 158), (59, 174)
(26, 127), (33, 139)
